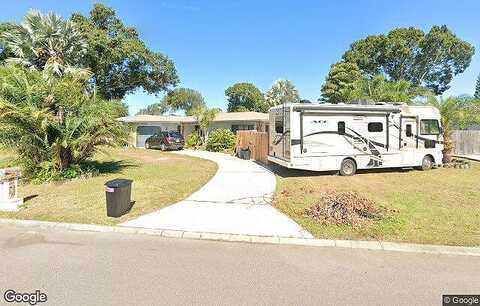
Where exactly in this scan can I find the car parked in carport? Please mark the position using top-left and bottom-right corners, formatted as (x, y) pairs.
(145, 131), (185, 151)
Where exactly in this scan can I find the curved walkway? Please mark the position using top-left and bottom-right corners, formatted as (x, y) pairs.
(121, 149), (312, 238)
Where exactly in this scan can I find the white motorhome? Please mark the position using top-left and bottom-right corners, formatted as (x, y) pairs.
(268, 103), (444, 175)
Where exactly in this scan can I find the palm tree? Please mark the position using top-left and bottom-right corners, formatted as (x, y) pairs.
(0, 65), (126, 181)
(425, 96), (479, 162)
(191, 106), (220, 143)
(265, 79), (300, 107)
(1, 10), (87, 76)
(348, 75), (432, 103)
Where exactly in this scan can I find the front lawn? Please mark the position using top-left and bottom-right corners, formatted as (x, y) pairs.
(273, 163), (480, 246)
(0, 148), (217, 225)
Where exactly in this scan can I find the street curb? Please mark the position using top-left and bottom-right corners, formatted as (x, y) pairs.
(1, 218), (479, 257)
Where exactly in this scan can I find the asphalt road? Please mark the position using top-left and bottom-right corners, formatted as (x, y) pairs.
(0, 225), (478, 306)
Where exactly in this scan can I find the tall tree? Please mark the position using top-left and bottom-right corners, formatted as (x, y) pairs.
(320, 62), (362, 103)
(162, 88), (206, 115)
(342, 25), (475, 94)
(136, 102), (170, 115)
(225, 83), (267, 112)
(265, 79), (300, 107)
(475, 74), (480, 99)
(71, 4), (178, 99)
(1, 11), (87, 75)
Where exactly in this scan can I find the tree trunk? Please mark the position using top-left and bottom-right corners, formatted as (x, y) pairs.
(442, 128), (454, 163)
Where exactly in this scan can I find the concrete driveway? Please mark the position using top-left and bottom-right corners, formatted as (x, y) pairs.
(121, 149), (312, 238)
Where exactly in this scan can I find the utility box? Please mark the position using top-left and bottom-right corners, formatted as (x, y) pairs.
(0, 168), (23, 212)
(104, 179), (133, 217)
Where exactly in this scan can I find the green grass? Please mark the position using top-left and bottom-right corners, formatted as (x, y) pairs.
(0, 147), (217, 225)
(273, 163), (480, 246)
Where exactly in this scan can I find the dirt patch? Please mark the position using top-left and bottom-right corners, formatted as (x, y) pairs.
(305, 191), (391, 227)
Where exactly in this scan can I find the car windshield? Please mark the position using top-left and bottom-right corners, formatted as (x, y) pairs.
(168, 131), (183, 138)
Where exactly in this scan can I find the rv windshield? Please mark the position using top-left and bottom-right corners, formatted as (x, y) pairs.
(420, 119), (440, 135)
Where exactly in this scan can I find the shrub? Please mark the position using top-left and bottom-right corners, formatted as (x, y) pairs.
(0, 65), (127, 182)
(185, 131), (203, 148)
(206, 129), (236, 152)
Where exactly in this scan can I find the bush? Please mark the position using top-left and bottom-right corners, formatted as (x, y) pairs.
(206, 129), (236, 152)
(185, 131), (203, 148)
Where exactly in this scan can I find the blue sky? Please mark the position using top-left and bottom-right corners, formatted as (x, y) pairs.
(1, 0), (479, 115)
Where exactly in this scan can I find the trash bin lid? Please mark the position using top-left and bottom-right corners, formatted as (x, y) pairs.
(105, 179), (133, 188)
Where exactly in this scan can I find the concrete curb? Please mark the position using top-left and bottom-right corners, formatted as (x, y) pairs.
(1, 218), (479, 257)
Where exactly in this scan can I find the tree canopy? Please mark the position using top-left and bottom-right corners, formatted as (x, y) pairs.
(162, 88), (205, 115)
(342, 26), (475, 94)
(71, 4), (179, 99)
(225, 82), (267, 112)
(320, 62), (362, 103)
(136, 102), (170, 115)
(1, 11), (87, 76)
(265, 79), (300, 107)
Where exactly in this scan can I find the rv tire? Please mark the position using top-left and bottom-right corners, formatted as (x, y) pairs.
(420, 155), (433, 171)
(340, 158), (357, 176)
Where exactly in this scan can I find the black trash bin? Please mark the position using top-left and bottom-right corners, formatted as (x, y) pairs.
(238, 147), (251, 160)
(105, 179), (133, 217)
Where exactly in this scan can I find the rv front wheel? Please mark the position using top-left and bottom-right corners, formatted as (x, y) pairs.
(420, 155), (433, 171)
(340, 159), (357, 176)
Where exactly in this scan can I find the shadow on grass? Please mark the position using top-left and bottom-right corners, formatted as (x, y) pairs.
(254, 161), (417, 178)
(82, 159), (138, 175)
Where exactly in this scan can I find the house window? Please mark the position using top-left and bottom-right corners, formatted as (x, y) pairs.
(368, 122), (383, 132)
(420, 119), (440, 135)
(338, 121), (345, 135)
(231, 124), (255, 134)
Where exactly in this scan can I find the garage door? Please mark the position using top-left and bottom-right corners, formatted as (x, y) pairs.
(136, 126), (161, 147)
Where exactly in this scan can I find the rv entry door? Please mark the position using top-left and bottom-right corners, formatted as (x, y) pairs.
(400, 117), (417, 165)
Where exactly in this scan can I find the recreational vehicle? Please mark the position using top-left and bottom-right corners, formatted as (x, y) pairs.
(268, 103), (444, 175)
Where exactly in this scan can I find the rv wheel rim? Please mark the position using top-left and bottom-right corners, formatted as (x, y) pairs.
(344, 161), (354, 174)
(423, 158), (431, 169)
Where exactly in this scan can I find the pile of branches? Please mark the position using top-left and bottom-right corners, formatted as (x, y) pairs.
(305, 191), (386, 227)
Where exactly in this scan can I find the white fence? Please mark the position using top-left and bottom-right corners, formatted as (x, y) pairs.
(451, 130), (480, 154)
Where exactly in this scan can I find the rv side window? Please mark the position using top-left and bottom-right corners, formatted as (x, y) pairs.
(368, 122), (383, 132)
(420, 119), (440, 135)
(275, 118), (283, 134)
(406, 124), (413, 137)
(338, 121), (345, 135)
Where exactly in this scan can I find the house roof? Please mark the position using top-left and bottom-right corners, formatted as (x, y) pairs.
(118, 112), (269, 123)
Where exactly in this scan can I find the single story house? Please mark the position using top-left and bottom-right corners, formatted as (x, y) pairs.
(118, 112), (269, 147)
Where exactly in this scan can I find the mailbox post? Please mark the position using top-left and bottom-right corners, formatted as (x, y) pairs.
(0, 168), (23, 211)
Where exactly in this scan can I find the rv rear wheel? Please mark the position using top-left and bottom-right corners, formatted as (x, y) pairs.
(340, 159), (357, 176)
(420, 155), (433, 171)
